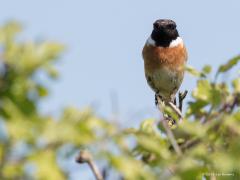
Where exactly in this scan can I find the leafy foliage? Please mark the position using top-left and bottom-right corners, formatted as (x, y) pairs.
(0, 22), (239, 180)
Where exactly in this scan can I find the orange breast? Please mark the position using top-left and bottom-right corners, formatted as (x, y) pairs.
(142, 43), (188, 74)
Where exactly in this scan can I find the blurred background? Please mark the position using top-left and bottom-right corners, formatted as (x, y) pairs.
(1, 0), (240, 179)
(1, 0), (239, 122)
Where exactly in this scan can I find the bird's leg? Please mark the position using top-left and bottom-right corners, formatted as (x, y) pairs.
(155, 94), (176, 126)
(155, 94), (166, 115)
(178, 90), (188, 112)
(155, 94), (159, 106)
(155, 93), (166, 107)
(166, 90), (188, 123)
(173, 97), (177, 106)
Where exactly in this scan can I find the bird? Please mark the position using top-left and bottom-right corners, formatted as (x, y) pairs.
(142, 19), (188, 118)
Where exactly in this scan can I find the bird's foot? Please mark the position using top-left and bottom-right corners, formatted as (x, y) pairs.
(155, 91), (188, 125)
(155, 94), (164, 106)
(163, 113), (176, 126)
(173, 97), (177, 106)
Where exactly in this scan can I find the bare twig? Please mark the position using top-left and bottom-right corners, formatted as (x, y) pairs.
(167, 102), (183, 121)
(221, 93), (240, 113)
(76, 150), (103, 180)
(180, 138), (200, 151)
(161, 119), (183, 156)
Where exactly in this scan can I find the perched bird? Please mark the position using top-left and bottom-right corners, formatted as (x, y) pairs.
(142, 19), (188, 113)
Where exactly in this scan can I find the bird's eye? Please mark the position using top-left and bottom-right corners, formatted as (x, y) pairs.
(167, 24), (175, 29)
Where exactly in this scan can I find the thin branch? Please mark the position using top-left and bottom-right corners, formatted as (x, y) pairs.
(76, 150), (104, 180)
(161, 118), (183, 156)
(180, 138), (200, 151)
(222, 93), (240, 113)
(167, 102), (183, 121)
(167, 91), (188, 122)
(156, 96), (182, 155)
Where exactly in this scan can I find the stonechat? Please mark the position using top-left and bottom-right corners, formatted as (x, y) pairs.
(142, 19), (188, 115)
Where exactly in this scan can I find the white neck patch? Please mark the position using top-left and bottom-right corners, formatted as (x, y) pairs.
(146, 36), (156, 46)
(169, 37), (183, 48)
(146, 36), (183, 48)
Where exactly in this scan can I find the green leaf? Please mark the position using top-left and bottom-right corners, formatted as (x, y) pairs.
(140, 119), (156, 134)
(185, 66), (203, 77)
(0, 21), (22, 43)
(192, 80), (211, 101)
(217, 55), (240, 73)
(136, 134), (170, 159)
(108, 154), (156, 180)
(232, 78), (240, 93)
(186, 100), (208, 117)
(2, 163), (24, 179)
(202, 65), (212, 74)
(29, 150), (65, 180)
(36, 85), (48, 97)
(178, 121), (207, 137)
(192, 80), (222, 106)
(44, 65), (59, 79)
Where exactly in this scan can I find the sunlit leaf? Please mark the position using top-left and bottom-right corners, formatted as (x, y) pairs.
(232, 78), (240, 93)
(29, 150), (65, 180)
(217, 55), (240, 73)
(202, 65), (212, 74)
(192, 80), (222, 106)
(185, 66), (203, 77)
